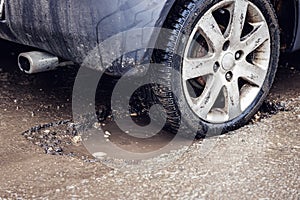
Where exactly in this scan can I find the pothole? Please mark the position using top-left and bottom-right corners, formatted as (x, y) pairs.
(251, 99), (290, 123)
(21, 120), (96, 162)
(21, 97), (291, 161)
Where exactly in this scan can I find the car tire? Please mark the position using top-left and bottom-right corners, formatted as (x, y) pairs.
(151, 0), (280, 137)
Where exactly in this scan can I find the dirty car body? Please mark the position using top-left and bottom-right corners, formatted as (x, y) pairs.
(0, 0), (174, 65)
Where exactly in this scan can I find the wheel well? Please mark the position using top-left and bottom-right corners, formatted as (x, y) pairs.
(271, 0), (297, 51)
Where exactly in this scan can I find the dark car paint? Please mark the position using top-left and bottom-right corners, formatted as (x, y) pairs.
(0, 0), (175, 64)
(274, 0), (300, 52)
(0, 0), (300, 65)
(291, 1), (300, 51)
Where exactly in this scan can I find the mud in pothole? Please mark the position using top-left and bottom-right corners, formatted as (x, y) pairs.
(251, 99), (291, 123)
(21, 120), (96, 162)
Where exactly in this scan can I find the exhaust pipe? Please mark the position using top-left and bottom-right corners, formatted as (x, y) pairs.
(18, 51), (59, 74)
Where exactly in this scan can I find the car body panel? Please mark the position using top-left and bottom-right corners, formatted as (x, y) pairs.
(291, 0), (300, 51)
(0, 0), (175, 64)
(0, 0), (300, 64)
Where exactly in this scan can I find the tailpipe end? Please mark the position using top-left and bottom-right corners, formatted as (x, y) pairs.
(18, 51), (59, 74)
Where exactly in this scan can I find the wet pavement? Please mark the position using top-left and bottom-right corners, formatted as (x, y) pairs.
(0, 40), (299, 199)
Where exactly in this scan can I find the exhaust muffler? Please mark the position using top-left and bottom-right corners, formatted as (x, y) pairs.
(18, 51), (59, 74)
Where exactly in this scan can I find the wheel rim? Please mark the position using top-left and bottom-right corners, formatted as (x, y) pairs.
(182, 0), (271, 123)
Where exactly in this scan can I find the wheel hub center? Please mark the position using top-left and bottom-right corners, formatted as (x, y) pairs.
(221, 53), (235, 71)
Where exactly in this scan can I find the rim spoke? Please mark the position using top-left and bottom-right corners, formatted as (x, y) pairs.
(198, 12), (224, 51)
(225, 80), (241, 118)
(235, 61), (267, 86)
(182, 56), (215, 80)
(229, 0), (249, 40)
(240, 22), (269, 54)
(193, 76), (224, 117)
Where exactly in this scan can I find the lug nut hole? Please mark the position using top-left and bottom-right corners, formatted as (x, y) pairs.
(225, 71), (233, 81)
(213, 62), (220, 72)
(223, 41), (230, 51)
(235, 51), (244, 60)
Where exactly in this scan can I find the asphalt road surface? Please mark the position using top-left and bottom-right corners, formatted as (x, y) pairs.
(0, 41), (299, 199)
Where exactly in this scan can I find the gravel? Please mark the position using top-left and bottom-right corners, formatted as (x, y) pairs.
(0, 41), (299, 199)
